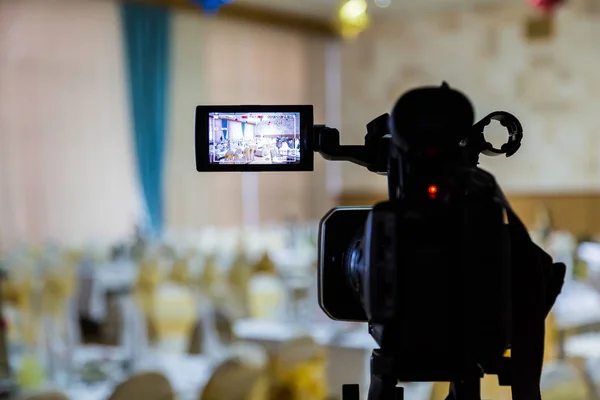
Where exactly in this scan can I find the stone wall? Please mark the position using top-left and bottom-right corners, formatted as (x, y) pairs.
(340, 4), (600, 195)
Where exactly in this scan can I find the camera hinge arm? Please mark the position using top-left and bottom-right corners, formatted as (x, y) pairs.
(313, 125), (374, 168)
(313, 114), (390, 173)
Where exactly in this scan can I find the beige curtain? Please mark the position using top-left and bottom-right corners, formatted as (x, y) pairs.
(0, 1), (332, 247)
(0, 0), (140, 249)
(165, 15), (329, 230)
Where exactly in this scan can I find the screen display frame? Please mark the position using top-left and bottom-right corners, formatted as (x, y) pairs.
(195, 105), (314, 172)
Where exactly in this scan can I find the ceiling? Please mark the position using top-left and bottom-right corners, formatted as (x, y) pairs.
(233, 0), (517, 19)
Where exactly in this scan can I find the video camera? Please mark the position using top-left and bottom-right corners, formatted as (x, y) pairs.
(195, 83), (566, 400)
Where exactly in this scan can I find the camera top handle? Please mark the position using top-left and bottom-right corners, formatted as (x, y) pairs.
(469, 111), (523, 158)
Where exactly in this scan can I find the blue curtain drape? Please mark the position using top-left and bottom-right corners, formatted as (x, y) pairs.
(241, 122), (246, 138)
(222, 119), (228, 140)
(121, 3), (171, 236)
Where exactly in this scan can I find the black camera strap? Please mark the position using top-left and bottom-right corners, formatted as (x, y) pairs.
(496, 189), (566, 400)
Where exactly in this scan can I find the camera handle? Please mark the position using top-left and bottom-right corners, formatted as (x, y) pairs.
(342, 349), (486, 400)
(313, 111), (522, 174)
(466, 112), (523, 163)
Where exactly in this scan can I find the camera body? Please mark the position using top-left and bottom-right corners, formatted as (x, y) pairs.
(319, 167), (512, 382)
(195, 83), (565, 400)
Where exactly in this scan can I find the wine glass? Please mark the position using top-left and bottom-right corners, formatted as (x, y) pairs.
(271, 248), (315, 325)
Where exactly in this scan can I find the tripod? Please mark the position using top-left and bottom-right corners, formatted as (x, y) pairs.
(341, 349), (484, 400)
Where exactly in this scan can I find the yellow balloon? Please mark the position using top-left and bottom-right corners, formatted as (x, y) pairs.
(338, 0), (370, 39)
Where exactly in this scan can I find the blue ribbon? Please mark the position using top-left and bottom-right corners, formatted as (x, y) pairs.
(222, 119), (228, 140)
(190, 0), (232, 13)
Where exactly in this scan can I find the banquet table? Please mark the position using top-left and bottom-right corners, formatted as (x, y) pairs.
(234, 319), (434, 400)
(552, 281), (600, 331)
(550, 281), (600, 359)
(31, 346), (213, 400)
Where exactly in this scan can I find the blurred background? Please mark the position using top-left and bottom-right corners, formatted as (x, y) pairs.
(1, 0), (600, 399)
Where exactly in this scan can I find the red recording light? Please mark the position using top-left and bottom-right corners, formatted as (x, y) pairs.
(428, 185), (438, 195)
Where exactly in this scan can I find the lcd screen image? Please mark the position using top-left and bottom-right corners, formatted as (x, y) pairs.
(208, 112), (301, 165)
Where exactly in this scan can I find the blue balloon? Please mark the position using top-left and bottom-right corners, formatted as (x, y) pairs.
(190, 0), (232, 13)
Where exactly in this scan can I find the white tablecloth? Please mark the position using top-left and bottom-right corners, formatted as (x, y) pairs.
(53, 346), (213, 400)
(234, 319), (433, 400)
(234, 319), (376, 350)
(553, 281), (600, 330)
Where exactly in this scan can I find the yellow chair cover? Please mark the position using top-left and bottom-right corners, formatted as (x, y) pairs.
(187, 319), (206, 355)
(200, 358), (269, 400)
(228, 252), (252, 315)
(544, 312), (560, 363)
(38, 264), (77, 352)
(133, 258), (164, 344)
(269, 337), (328, 400)
(134, 258), (162, 317)
(229, 254), (251, 291)
(2, 273), (32, 311)
(253, 253), (277, 275)
(272, 357), (328, 400)
(150, 284), (197, 348)
(198, 255), (220, 296)
(248, 252), (286, 320)
(108, 371), (174, 400)
(65, 249), (83, 265)
(170, 256), (191, 286)
(41, 270), (75, 316)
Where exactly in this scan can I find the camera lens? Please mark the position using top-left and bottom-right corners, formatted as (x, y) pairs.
(346, 238), (365, 301)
